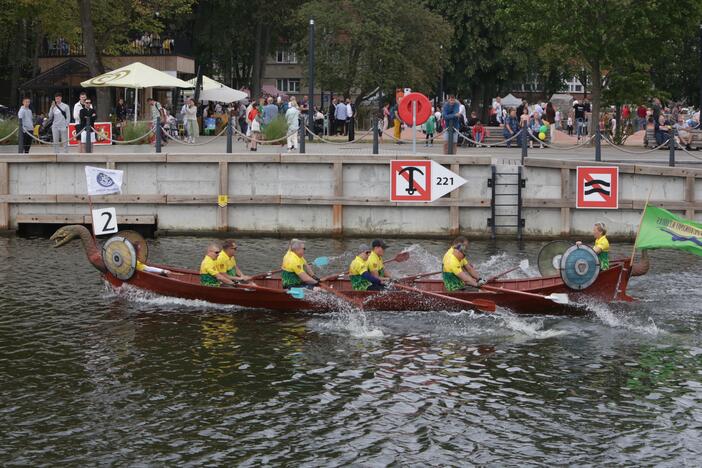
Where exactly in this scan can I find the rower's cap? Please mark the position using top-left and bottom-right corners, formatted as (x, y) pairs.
(371, 239), (388, 249)
(358, 243), (370, 253)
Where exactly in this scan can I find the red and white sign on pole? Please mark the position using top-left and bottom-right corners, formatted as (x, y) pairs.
(69, 122), (113, 146)
(390, 160), (467, 202)
(576, 166), (619, 209)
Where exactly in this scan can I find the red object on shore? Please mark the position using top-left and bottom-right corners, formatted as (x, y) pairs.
(101, 259), (636, 315)
(398, 92), (432, 126)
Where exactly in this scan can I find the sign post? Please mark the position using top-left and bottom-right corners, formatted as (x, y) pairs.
(412, 100), (417, 154)
(390, 160), (467, 202)
(576, 166), (619, 209)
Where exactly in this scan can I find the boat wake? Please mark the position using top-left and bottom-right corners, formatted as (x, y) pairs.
(103, 282), (245, 312)
(580, 298), (664, 336)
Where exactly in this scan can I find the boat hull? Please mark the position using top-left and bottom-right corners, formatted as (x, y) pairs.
(103, 259), (634, 315)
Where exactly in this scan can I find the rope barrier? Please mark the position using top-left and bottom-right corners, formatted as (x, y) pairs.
(162, 125), (228, 146)
(525, 129), (595, 150)
(107, 127), (154, 144)
(454, 128), (524, 148)
(231, 126), (301, 144)
(303, 126), (375, 145)
(675, 140), (702, 162)
(601, 134), (671, 154)
(21, 130), (54, 144)
(381, 126), (448, 143)
(0, 127), (18, 143)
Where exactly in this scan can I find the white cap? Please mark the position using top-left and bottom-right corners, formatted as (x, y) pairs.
(573, 100), (579, 105)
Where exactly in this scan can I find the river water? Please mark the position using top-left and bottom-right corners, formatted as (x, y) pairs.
(1, 235), (701, 466)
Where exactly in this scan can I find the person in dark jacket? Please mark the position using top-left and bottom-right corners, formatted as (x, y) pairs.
(77, 99), (97, 153)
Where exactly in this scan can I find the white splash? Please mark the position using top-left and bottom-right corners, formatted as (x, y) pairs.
(104, 282), (243, 311)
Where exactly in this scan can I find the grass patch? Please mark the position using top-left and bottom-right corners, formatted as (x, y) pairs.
(120, 121), (152, 144)
(261, 115), (289, 142)
(0, 118), (19, 145)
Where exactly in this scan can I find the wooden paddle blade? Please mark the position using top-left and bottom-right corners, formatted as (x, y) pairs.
(471, 299), (497, 312)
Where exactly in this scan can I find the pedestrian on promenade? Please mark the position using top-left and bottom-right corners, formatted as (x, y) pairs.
(545, 102), (556, 143)
(493, 96), (503, 125)
(18, 97), (34, 154)
(285, 100), (300, 152)
(263, 97), (278, 128)
(636, 104), (647, 131)
(73, 91), (86, 123)
(424, 112), (436, 147)
(334, 98), (348, 136)
(148, 97), (168, 146)
(47, 92), (71, 153)
(573, 100), (586, 140)
(248, 103), (261, 151)
(380, 102), (390, 142)
(391, 100), (401, 143)
(442, 94), (460, 154)
(503, 108), (519, 148)
(77, 98), (97, 153)
(184, 98), (198, 144)
(328, 97), (337, 136)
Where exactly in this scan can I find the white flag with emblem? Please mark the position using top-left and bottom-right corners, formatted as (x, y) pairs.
(85, 166), (123, 196)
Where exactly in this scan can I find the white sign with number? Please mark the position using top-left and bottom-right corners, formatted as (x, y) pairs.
(92, 207), (119, 236)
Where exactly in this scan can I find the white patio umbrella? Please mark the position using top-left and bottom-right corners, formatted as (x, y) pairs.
(186, 76), (248, 103)
(81, 61), (194, 122)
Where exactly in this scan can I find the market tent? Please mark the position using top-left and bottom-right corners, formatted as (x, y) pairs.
(186, 76), (247, 103)
(81, 61), (193, 121)
(500, 93), (522, 108)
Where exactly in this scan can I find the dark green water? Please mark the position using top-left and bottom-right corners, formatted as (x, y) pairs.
(1, 236), (701, 465)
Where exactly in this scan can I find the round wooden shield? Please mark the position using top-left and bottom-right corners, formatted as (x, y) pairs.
(559, 244), (600, 290)
(116, 230), (148, 263)
(398, 92), (432, 126)
(537, 240), (573, 277)
(102, 236), (137, 280)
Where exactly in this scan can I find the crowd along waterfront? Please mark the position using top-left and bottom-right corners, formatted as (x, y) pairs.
(1, 236), (701, 465)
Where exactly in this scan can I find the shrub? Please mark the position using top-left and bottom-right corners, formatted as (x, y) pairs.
(261, 115), (289, 142)
(120, 121), (151, 144)
(0, 118), (19, 145)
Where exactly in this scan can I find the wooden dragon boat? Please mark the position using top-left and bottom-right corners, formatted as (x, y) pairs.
(51, 225), (649, 315)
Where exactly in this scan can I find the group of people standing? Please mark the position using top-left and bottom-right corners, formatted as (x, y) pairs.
(17, 92), (97, 154)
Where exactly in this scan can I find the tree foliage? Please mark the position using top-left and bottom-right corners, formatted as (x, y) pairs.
(296, 0), (451, 105)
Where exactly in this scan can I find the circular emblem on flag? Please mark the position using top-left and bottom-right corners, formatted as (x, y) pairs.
(96, 172), (115, 188)
(559, 244), (600, 290)
(102, 236), (137, 280)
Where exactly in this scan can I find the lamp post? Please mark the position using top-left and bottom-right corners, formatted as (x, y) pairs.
(699, 24), (702, 114)
(308, 18), (315, 142)
(438, 45), (444, 107)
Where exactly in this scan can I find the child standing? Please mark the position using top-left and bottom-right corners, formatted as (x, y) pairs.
(424, 113), (436, 147)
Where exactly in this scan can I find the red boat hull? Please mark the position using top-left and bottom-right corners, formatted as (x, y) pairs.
(103, 259), (635, 315)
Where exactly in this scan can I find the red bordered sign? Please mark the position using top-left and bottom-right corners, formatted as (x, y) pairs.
(391, 160), (432, 202)
(68, 122), (112, 146)
(576, 166), (619, 209)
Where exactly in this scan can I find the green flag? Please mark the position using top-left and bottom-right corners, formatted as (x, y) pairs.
(636, 205), (702, 256)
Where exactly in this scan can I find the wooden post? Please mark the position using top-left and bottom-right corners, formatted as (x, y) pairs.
(218, 161), (229, 231)
(685, 175), (696, 219)
(560, 168), (571, 236)
(449, 163), (460, 236)
(0, 162), (8, 230)
(332, 162), (343, 236)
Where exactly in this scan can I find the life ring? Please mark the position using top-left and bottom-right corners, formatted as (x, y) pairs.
(398, 92), (432, 126)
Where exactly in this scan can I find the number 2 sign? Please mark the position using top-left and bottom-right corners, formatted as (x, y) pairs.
(91, 207), (119, 236)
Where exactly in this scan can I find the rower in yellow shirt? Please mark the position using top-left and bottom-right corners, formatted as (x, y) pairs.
(216, 239), (250, 281)
(577, 222), (610, 270)
(134, 242), (170, 276)
(349, 244), (385, 291)
(367, 239), (392, 282)
(442, 236), (483, 291)
(200, 242), (236, 286)
(281, 239), (319, 289)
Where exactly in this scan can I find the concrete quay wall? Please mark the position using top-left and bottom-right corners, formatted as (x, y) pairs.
(0, 153), (700, 239)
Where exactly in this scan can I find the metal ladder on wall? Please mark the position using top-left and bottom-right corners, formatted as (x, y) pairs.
(488, 165), (525, 240)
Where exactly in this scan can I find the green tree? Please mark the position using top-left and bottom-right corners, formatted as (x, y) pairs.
(297, 0), (451, 107)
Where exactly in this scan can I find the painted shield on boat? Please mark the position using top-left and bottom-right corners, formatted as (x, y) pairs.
(537, 240), (573, 277)
(116, 230), (148, 263)
(559, 244), (600, 290)
(102, 236), (137, 280)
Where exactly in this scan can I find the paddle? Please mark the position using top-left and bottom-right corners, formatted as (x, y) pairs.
(249, 256), (330, 280)
(319, 250), (412, 282)
(397, 270), (442, 282)
(393, 283), (496, 313)
(479, 284), (569, 305)
(317, 283), (364, 309)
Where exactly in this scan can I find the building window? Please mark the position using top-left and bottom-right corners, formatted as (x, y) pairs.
(277, 78), (300, 93)
(276, 50), (297, 63)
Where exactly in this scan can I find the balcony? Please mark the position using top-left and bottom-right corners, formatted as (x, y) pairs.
(40, 35), (192, 58)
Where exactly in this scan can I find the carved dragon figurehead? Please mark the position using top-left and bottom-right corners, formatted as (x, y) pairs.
(631, 249), (650, 277)
(50, 225), (107, 272)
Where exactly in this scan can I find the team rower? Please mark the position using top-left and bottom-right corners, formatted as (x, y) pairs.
(349, 244), (386, 291)
(216, 239), (250, 281)
(367, 239), (393, 283)
(200, 242), (236, 286)
(281, 239), (320, 289)
(134, 242), (170, 276)
(442, 236), (484, 291)
(577, 222), (610, 270)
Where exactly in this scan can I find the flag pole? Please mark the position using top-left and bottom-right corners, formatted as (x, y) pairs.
(629, 187), (654, 265)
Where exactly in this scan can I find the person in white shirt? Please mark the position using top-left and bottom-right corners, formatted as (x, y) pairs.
(73, 92), (87, 123)
(47, 92), (71, 153)
(493, 97), (503, 125)
(285, 101), (301, 152)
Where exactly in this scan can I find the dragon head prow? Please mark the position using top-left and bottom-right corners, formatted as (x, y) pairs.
(50, 225), (91, 248)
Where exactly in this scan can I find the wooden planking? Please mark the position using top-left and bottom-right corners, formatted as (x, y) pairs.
(685, 175), (696, 219)
(524, 197), (696, 211)
(449, 163), (460, 236)
(332, 162), (343, 235)
(55, 194), (166, 203)
(83, 214), (156, 224)
(167, 195), (281, 204)
(0, 194), (57, 203)
(0, 155), (57, 163)
(0, 162), (8, 229)
(218, 161), (228, 231)
(560, 168), (571, 236)
(16, 214), (85, 224)
(525, 157), (702, 177)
